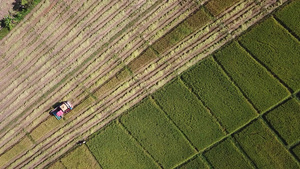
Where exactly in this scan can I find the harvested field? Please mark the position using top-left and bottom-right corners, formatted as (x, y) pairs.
(0, 0), (297, 168)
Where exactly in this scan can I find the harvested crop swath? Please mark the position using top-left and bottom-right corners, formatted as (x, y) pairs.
(181, 57), (256, 132)
(264, 99), (300, 145)
(214, 41), (289, 112)
(120, 98), (196, 169)
(234, 120), (299, 168)
(239, 17), (300, 91)
(152, 79), (224, 150)
(60, 145), (101, 169)
(0, 136), (33, 168)
(87, 121), (158, 169)
(275, 0), (300, 38)
(205, 0), (241, 16)
(177, 156), (207, 169)
(204, 138), (252, 169)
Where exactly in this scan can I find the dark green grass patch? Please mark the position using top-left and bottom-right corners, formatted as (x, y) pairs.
(181, 57), (256, 132)
(177, 156), (207, 169)
(292, 144), (300, 160)
(61, 145), (100, 169)
(87, 121), (158, 169)
(120, 98), (196, 169)
(204, 138), (252, 169)
(153, 79), (224, 150)
(205, 0), (241, 16)
(214, 42), (289, 112)
(239, 17), (300, 91)
(264, 99), (300, 145)
(152, 8), (211, 54)
(275, 0), (300, 38)
(234, 120), (299, 169)
(0, 27), (9, 40)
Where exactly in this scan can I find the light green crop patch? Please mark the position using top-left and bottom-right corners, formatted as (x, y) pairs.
(264, 99), (300, 145)
(30, 117), (62, 141)
(64, 96), (96, 119)
(205, 0), (241, 16)
(153, 79), (224, 150)
(60, 145), (101, 169)
(275, 0), (300, 38)
(204, 138), (252, 169)
(0, 136), (34, 167)
(87, 121), (158, 169)
(177, 156), (208, 169)
(120, 98), (196, 169)
(234, 120), (299, 169)
(152, 8), (211, 54)
(239, 17), (300, 91)
(47, 161), (65, 169)
(181, 57), (256, 132)
(93, 68), (131, 98)
(214, 42), (290, 112)
(127, 48), (158, 73)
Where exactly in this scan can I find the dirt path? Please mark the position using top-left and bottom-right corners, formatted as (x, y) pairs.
(0, 0), (288, 168)
(0, 0), (16, 21)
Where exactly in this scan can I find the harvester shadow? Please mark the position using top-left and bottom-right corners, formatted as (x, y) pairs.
(49, 102), (62, 115)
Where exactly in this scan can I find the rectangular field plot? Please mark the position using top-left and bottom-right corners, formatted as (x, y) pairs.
(204, 138), (252, 169)
(214, 42), (289, 112)
(177, 156), (208, 169)
(205, 0), (241, 16)
(87, 121), (158, 169)
(152, 79), (224, 150)
(0, 136), (34, 167)
(234, 120), (299, 168)
(60, 145), (100, 169)
(181, 57), (256, 132)
(292, 144), (300, 160)
(239, 17), (300, 91)
(264, 99), (300, 145)
(275, 0), (300, 38)
(152, 8), (211, 54)
(120, 98), (196, 169)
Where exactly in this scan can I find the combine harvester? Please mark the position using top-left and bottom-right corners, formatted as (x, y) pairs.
(50, 101), (73, 120)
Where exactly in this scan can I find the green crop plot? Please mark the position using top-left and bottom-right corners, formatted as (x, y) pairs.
(127, 48), (158, 73)
(264, 99), (300, 145)
(214, 42), (289, 112)
(205, 0), (241, 16)
(275, 0), (300, 37)
(177, 156), (207, 169)
(292, 144), (300, 160)
(152, 8), (211, 54)
(181, 57), (256, 132)
(60, 145), (100, 169)
(0, 136), (34, 167)
(87, 121), (158, 169)
(120, 98), (196, 169)
(234, 120), (299, 169)
(239, 17), (300, 91)
(204, 138), (252, 169)
(152, 79), (224, 150)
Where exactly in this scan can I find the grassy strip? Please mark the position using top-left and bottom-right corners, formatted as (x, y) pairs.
(292, 144), (300, 160)
(264, 98), (300, 145)
(234, 119), (299, 168)
(239, 17), (300, 91)
(204, 138), (252, 169)
(87, 121), (158, 169)
(177, 155), (207, 169)
(0, 135), (34, 167)
(0, 0), (41, 40)
(152, 78), (224, 150)
(60, 145), (100, 169)
(152, 7), (211, 54)
(120, 98), (196, 169)
(275, 0), (300, 38)
(181, 57), (256, 132)
(214, 41), (290, 112)
(204, 0), (241, 16)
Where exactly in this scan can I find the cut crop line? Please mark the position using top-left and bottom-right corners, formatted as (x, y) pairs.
(236, 41), (294, 93)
